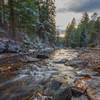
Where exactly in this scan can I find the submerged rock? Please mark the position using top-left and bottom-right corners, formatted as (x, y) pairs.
(34, 93), (53, 100)
(54, 58), (68, 64)
(65, 59), (87, 68)
(20, 56), (40, 63)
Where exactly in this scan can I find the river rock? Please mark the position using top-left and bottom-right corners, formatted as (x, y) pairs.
(36, 48), (54, 59)
(54, 58), (68, 64)
(44, 79), (72, 100)
(34, 93), (53, 100)
(28, 49), (36, 54)
(37, 54), (49, 59)
(71, 95), (88, 100)
(0, 42), (6, 53)
(72, 78), (89, 97)
(7, 40), (22, 53)
(20, 56), (40, 63)
(65, 59), (87, 68)
(0, 40), (22, 53)
(86, 76), (100, 100)
(8, 44), (22, 53)
(41, 48), (54, 53)
(54, 83), (72, 100)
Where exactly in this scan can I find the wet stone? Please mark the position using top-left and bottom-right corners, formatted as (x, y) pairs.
(0, 42), (6, 53)
(53, 58), (68, 64)
(37, 54), (49, 59)
(0, 40), (22, 53)
(54, 83), (72, 100)
(72, 78), (89, 97)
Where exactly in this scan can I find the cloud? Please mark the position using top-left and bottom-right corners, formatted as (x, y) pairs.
(56, 0), (100, 13)
(56, 8), (68, 13)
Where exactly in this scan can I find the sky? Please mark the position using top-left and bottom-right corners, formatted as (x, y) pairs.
(55, 0), (100, 30)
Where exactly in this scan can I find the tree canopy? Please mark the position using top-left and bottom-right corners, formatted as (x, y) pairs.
(65, 12), (100, 47)
(0, 0), (56, 43)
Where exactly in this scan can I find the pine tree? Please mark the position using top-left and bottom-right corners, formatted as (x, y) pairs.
(78, 12), (89, 47)
(80, 26), (88, 47)
(80, 12), (89, 27)
(95, 17), (100, 45)
(88, 13), (98, 44)
(0, 0), (39, 39)
(38, 0), (56, 43)
(65, 18), (76, 46)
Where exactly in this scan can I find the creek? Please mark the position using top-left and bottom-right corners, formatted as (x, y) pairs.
(0, 49), (100, 100)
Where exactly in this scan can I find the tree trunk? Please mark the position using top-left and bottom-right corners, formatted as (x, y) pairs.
(0, 1), (2, 25)
(9, 0), (16, 39)
(0, 0), (5, 26)
(38, 0), (42, 38)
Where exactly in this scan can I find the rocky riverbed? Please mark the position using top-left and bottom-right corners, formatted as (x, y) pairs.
(0, 48), (100, 100)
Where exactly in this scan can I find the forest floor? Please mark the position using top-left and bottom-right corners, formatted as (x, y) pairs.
(0, 47), (100, 100)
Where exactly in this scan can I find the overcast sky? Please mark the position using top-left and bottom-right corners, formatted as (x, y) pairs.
(55, 0), (100, 30)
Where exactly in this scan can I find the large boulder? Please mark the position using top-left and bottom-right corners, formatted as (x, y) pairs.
(0, 40), (22, 53)
(0, 42), (6, 53)
(8, 44), (22, 53)
(36, 48), (54, 59)
(86, 77), (100, 100)
(7, 40), (22, 53)
(72, 78), (89, 97)
(54, 83), (72, 100)
(44, 79), (72, 100)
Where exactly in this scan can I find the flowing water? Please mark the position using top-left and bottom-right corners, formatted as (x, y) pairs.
(0, 49), (100, 100)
